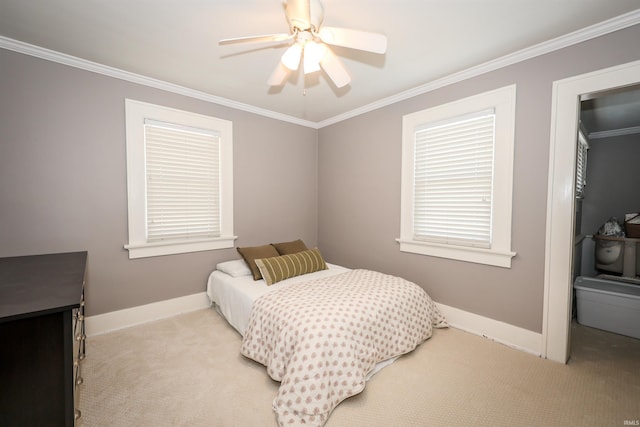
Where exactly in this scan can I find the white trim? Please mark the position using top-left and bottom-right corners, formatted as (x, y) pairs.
(84, 293), (542, 357)
(397, 239), (516, 268)
(543, 59), (640, 363)
(399, 85), (517, 268)
(436, 302), (542, 357)
(124, 99), (235, 259)
(0, 37), (318, 129)
(85, 292), (211, 336)
(124, 236), (238, 259)
(588, 125), (640, 140)
(317, 9), (640, 128)
(1, 10), (638, 129)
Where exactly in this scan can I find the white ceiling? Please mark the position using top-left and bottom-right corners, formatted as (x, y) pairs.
(1, 1), (639, 126)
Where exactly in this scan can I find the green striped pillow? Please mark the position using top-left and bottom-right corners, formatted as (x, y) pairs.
(254, 248), (327, 285)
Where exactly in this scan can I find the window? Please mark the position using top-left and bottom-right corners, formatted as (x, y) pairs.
(124, 99), (235, 259)
(575, 127), (589, 199)
(398, 85), (517, 267)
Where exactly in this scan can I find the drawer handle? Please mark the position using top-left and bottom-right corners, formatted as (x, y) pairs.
(76, 376), (83, 386)
(75, 409), (82, 419)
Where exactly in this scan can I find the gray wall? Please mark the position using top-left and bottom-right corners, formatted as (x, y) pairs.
(577, 133), (640, 277)
(0, 49), (318, 316)
(580, 134), (640, 236)
(317, 25), (640, 333)
(2, 24), (639, 332)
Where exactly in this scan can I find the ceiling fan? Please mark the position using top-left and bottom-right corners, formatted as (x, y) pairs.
(219, 0), (387, 88)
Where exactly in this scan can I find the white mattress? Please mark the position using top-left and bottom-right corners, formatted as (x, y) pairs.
(206, 262), (350, 336)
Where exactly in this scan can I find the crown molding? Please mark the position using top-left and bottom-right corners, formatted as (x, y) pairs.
(0, 36), (318, 129)
(589, 125), (640, 140)
(317, 9), (640, 128)
(1, 9), (639, 130)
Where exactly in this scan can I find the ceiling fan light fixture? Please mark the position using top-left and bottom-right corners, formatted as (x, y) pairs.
(281, 43), (303, 70)
(220, 0), (388, 89)
(303, 41), (326, 74)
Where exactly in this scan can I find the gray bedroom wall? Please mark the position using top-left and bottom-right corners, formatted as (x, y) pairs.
(0, 49), (318, 316)
(317, 24), (640, 334)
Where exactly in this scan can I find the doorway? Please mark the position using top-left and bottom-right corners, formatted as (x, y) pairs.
(543, 59), (640, 363)
(571, 84), (640, 357)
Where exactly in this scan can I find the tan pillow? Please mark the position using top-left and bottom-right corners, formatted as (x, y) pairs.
(237, 244), (280, 280)
(255, 248), (327, 286)
(271, 239), (308, 255)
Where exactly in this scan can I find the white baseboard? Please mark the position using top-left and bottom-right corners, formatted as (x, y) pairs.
(85, 294), (542, 357)
(436, 302), (542, 357)
(85, 292), (211, 337)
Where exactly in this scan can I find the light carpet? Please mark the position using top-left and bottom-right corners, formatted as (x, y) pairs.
(77, 308), (640, 426)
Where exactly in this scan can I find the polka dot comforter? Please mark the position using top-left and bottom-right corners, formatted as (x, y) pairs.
(241, 269), (447, 426)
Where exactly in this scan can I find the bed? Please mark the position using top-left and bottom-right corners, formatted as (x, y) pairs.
(206, 244), (446, 427)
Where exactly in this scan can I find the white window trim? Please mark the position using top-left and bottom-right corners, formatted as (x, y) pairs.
(124, 99), (235, 259)
(398, 85), (517, 268)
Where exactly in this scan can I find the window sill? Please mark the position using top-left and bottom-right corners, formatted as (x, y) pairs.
(125, 236), (237, 259)
(396, 238), (516, 268)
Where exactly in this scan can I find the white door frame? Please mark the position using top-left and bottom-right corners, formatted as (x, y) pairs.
(542, 59), (640, 363)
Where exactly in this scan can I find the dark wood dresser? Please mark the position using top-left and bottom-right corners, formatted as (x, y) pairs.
(0, 251), (87, 426)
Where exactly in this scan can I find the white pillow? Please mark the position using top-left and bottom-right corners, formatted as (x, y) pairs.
(216, 259), (252, 277)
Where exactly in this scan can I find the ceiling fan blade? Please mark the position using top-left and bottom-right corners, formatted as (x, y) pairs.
(286, 0), (311, 30)
(219, 33), (292, 45)
(309, 0), (324, 30)
(320, 48), (351, 88)
(318, 27), (387, 54)
(268, 62), (291, 86)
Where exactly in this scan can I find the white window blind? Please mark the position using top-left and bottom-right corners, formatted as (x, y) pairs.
(413, 111), (495, 247)
(400, 85), (516, 267)
(575, 130), (589, 199)
(144, 120), (221, 242)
